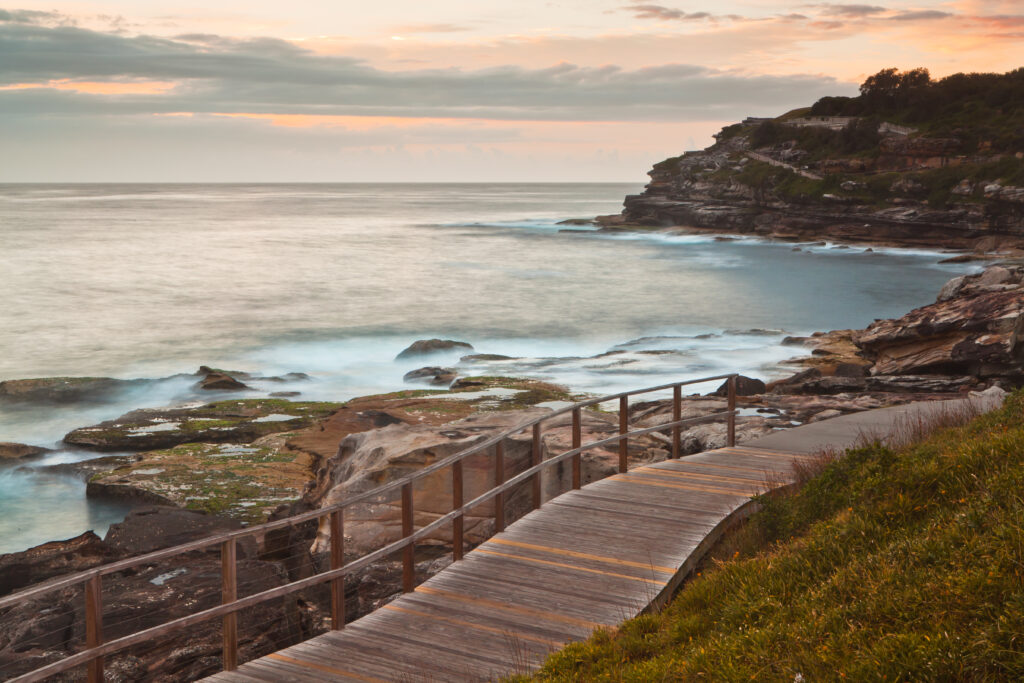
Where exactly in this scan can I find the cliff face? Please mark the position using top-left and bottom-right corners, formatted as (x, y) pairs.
(620, 119), (1024, 250)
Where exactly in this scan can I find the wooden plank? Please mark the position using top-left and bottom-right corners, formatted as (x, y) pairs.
(415, 578), (622, 628)
(629, 468), (766, 493)
(393, 592), (589, 643)
(449, 554), (657, 606)
(485, 538), (677, 575)
(640, 463), (776, 484)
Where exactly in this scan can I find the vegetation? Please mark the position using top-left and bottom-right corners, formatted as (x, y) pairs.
(809, 67), (1024, 151)
(515, 393), (1024, 681)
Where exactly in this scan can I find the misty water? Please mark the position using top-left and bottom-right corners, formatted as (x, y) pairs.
(0, 183), (976, 553)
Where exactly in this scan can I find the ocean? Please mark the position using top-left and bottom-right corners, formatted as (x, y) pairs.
(0, 183), (975, 553)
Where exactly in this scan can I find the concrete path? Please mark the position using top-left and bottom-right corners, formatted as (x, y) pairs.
(749, 391), (1003, 454)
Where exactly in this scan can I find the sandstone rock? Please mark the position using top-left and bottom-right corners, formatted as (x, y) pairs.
(403, 367), (457, 385)
(857, 286), (1024, 378)
(937, 274), (969, 302)
(395, 339), (474, 360)
(809, 409), (843, 423)
(864, 375), (977, 393)
(0, 442), (51, 460)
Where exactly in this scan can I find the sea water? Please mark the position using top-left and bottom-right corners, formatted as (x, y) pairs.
(0, 183), (976, 553)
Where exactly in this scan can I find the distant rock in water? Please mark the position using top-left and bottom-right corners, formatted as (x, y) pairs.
(196, 370), (249, 391)
(0, 442), (51, 460)
(460, 353), (517, 362)
(396, 339), (474, 360)
(0, 376), (144, 405)
(403, 367), (458, 385)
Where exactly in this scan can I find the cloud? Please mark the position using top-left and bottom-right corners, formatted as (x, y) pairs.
(0, 8), (73, 25)
(0, 21), (844, 122)
(390, 23), (471, 34)
(888, 10), (953, 21)
(818, 4), (888, 18)
(626, 5), (713, 21)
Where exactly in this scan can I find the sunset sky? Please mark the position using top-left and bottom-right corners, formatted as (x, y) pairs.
(2, 1), (1022, 181)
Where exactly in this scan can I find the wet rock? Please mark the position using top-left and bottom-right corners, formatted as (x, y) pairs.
(0, 442), (51, 460)
(269, 391), (302, 398)
(395, 339), (473, 360)
(460, 354), (516, 362)
(86, 439), (315, 525)
(403, 367), (458, 385)
(0, 377), (145, 405)
(196, 371), (249, 391)
(63, 398), (342, 452)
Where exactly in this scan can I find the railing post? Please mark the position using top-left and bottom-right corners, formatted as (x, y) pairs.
(401, 482), (414, 592)
(571, 408), (582, 489)
(531, 423), (542, 509)
(452, 460), (464, 561)
(727, 375), (737, 447)
(221, 538), (238, 671)
(672, 385), (682, 459)
(329, 510), (345, 630)
(618, 395), (628, 473)
(85, 572), (103, 683)
(493, 441), (505, 532)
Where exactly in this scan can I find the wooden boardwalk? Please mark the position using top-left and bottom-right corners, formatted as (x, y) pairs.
(207, 445), (815, 682)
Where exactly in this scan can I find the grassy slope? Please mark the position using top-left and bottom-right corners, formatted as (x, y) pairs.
(516, 393), (1024, 681)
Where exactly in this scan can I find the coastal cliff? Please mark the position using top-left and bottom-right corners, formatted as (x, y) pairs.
(613, 68), (1024, 251)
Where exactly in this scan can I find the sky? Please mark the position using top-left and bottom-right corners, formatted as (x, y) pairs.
(1, 1), (1022, 181)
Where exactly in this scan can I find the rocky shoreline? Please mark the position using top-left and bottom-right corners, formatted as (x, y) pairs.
(2, 266), (1022, 679)
(574, 113), (1024, 256)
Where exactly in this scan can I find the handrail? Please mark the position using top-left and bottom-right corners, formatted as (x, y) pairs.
(4, 372), (738, 683)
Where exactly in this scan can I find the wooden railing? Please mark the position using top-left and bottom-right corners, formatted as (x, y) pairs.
(2, 373), (739, 682)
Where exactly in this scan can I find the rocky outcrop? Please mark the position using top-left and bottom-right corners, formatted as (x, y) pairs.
(403, 366), (458, 385)
(0, 377), (146, 405)
(63, 398), (342, 452)
(0, 442), (50, 460)
(614, 118), (1024, 250)
(396, 339), (473, 360)
(856, 268), (1024, 380)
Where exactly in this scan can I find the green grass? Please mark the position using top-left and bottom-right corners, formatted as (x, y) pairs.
(515, 393), (1024, 681)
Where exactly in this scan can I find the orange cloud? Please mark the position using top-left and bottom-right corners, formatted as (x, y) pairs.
(0, 79), (176, 95)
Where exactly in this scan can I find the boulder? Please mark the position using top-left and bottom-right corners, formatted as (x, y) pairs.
(196, 371), (249, 391)
(712, 375), (766, 397)
(396, 339), (474, 360)
(0, 443), (51, 460)
(403, 367), (457, 385)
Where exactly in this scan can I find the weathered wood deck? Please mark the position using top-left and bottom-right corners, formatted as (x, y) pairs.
(207, 445), (814, 682)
